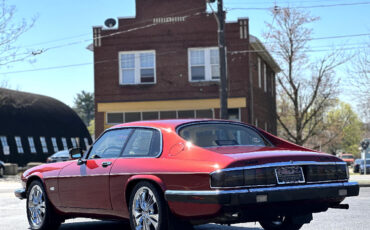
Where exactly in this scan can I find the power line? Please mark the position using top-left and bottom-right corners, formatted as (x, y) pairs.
(227, 1), (370, 10)
(229, 45), (369, 55)
(4, 6), (206, 54)
(226, 0), (360, 6)
(0, 51), (178, 75)
(1, 43), (368, 75)
(259, 33), (370, 44)
(0, 63), (92, 75)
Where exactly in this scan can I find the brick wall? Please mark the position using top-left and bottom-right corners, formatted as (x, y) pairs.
(93, 0), (277, 136)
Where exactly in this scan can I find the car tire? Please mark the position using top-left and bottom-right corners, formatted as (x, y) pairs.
(129, 182), (169, 230)
(26, 180), (62, 230)
(259, 216), (304, 230)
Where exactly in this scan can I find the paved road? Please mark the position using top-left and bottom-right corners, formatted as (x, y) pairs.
(1, 181), (368, 230)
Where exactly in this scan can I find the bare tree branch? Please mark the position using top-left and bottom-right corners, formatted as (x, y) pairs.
(0, 0), (37, 68)
(264, 7), (347, 146)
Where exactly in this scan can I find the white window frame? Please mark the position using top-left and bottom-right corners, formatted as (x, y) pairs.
(40, 137), (48, 153)
(71, 137), (77, 148)
(0, 136), (10, 155)
(84, 138), (90, 150)
(188, 47), (220, 82)
(118, 50), (157, 85)
(62, 137), (68, 150)
(51, 137), (58, 153)
(258, 57), (262, 88)
(264, 63), (267, 92)
(15, 136), (24, 154)
(28, 137), (36, 153)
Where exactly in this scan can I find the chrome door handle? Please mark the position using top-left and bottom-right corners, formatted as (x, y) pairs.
(102, 162), (112, 167)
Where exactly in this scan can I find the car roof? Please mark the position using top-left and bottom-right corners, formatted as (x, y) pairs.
(110, 119), (243, 131)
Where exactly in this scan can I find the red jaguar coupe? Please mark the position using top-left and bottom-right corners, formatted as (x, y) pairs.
(15, 120), (359, 230)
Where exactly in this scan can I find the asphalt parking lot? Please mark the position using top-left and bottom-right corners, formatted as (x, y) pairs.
(1, 180), (369, 230)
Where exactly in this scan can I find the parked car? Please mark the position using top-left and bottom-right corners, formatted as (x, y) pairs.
(15, 120), (359, 230)
(341, 154), (355, 166)
(353, 159), (362, 173)
(360, 159), (370, 174)
(0, 160), (4, 177)
(46, 150), (70, 163)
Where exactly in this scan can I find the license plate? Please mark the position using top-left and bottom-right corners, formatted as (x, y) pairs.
(275, 166), (305, 185)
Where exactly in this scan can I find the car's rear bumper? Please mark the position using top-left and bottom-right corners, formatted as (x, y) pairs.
(14, 188), (26, 200)
(165, 182), (359, 205)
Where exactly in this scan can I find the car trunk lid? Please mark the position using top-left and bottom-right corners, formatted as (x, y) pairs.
(207, 146), (340, 167)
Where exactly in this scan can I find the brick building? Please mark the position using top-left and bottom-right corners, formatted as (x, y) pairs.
(92, 0), (280, 137)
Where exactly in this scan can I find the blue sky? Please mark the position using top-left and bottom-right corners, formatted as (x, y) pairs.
(1, 0), (369, 109)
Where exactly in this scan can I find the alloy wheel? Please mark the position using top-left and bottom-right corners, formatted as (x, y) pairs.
(132, 186), (160, 230)
(28, 185), (46, 228)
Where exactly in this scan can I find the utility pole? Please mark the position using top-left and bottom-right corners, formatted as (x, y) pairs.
(216, 0), (228, 119)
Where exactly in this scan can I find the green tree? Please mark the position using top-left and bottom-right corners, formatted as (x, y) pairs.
(317, 102), (363, 157)
(73, 91), (94, 126)
(87, 119), (95, 138)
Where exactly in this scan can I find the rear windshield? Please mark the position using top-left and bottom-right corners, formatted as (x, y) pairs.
(178, 123), (271, 148)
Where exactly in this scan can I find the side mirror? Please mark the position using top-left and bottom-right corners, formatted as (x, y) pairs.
(69, 148), (83, 160)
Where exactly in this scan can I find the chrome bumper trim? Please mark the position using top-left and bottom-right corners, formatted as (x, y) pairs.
(14, 188), (27, 200)
(165, 182), (359, 204)
(166, 182), (358, 196)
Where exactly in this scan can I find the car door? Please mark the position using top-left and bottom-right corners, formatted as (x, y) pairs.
(109, 128), (162, 212)
(58, 128), (132, 210)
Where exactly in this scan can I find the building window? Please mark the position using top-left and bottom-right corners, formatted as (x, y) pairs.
(119, 50), (156, 85)
(0, 136), (10, 155)
(189, 47), (219, 82)
(125, 112), (141, 122)
(178, 110), (195, 119)
(71, 138), (77, 148)
(28, 137), (36, 153)
(195, 110), (214, 119)
(160, 111), (177, 119)
(142, 112), (159, 120)
(228, 109), (240, 121)
(51, 137), (58, 153)
(15, 136), (24, 154)
(258, 57), (262, 88)
(61, 137), (68, 150)
(40, 137), (48, 153)
(264, 63), (267, 92)
(107, 113), (124, 124)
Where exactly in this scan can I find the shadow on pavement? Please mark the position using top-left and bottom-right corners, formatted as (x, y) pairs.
(59, 220), (262, 230)
(60, 220), (130, 230)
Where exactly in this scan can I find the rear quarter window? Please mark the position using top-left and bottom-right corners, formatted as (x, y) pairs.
(122, 128), (161, 157)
